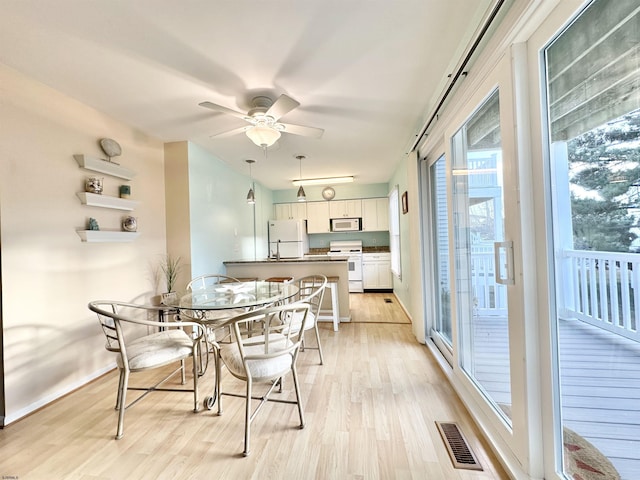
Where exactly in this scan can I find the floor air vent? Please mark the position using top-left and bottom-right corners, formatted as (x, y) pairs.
(435, 421), (483, 471)
(383, 298), (393, 303)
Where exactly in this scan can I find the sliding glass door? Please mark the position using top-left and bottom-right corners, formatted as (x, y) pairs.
(430, 155), (452, 348)
(542, 1), (640, 477)
(451, 89), (513, 417)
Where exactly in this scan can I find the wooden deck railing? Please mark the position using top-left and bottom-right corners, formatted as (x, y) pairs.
(559, 249), (639, 342)
(469, 247), (639, 342)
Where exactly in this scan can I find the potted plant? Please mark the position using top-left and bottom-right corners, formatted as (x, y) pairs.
(160, 254), (182, 294)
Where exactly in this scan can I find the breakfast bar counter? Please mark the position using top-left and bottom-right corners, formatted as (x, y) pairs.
(223, 257), (350, 321)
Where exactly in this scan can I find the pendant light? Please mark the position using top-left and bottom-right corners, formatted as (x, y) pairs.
(245, 159), (256, 204)
(296, 155), (306, 202)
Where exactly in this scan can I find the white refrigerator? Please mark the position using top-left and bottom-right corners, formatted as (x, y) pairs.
(268, 219), (309, 259)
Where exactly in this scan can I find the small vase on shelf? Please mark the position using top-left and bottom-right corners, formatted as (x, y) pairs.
(85, 177), (103, 194)
(88, 217), (100, 231)
(119, 184), (131, 199)
(122, 216), (137, 232)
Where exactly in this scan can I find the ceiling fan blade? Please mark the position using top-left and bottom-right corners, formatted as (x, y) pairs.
(199, 101), (248, 120)
(280, 123), (324, 139)
(266, 94), (300, 121)
(209, 125), (250, 138)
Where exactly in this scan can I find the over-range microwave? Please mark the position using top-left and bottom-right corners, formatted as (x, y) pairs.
(330, 217), (361, 232)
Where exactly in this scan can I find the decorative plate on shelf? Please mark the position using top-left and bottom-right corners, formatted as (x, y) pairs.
(100, 138), (122, 161)
(322, 186), (336, 200)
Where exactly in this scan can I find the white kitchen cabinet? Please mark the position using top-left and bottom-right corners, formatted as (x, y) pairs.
(274, 202), (307, 220)
(362, 252), (392, 289)
(362, 197), (389, 231)
(329, 199), (362, 218)
(306, 201), (331, 233)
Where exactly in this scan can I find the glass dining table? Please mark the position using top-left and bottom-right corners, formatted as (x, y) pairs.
(162, 280), (299, 409)
(166, 280), (299, 318)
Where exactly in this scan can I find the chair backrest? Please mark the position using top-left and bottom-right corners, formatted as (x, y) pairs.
(187, 274), (240, 291)
(89, 300), (204, 368)
(295, 274), (327, 318)
(226, 303), (311, 375)
(94, 302), (120, 352)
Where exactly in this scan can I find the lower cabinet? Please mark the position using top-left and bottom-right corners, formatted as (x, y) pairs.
(362, 253), (392, 290)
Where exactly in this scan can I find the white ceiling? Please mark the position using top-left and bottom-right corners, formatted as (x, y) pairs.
(0, 0), (493, 190)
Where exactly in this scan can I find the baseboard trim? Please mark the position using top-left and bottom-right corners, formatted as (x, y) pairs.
(393, 293), (413, 323)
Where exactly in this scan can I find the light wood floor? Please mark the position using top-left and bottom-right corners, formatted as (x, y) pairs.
(0, 293), (509, 480)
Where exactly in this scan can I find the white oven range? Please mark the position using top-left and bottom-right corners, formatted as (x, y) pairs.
(328, 240), (363, 293)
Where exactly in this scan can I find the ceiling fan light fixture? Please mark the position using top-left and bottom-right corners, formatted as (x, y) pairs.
(292, 176), (354, 186)
(246, 125), (281, 147)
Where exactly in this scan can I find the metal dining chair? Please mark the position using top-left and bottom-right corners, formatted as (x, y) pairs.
(89, 300), (205, 439)
(286, 274), (327, 364)
(216, 302), (311, 456)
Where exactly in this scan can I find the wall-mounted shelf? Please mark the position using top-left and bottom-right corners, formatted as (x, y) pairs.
(76, 230), (139, 243)
(74, 154), (136, 180)
(76, 192), (138, 211)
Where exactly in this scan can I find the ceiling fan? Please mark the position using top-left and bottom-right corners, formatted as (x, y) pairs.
(199, 94), (324, 148)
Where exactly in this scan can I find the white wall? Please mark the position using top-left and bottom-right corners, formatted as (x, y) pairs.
(0, 64), (168, 424)
(388, 155), (415, 323)
(164, 141), (273, 286)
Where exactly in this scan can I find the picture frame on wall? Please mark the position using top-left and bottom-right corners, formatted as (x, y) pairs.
(402, 191), (408, 214)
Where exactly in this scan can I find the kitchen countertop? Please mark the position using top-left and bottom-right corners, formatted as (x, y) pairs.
(223, 256), (347, 265)
(224, 256), (352, 320)
(362, 247), (390, 253)
(307, 246), (390, 255)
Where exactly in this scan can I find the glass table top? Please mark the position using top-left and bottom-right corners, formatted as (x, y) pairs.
(164, 280), (298, 311)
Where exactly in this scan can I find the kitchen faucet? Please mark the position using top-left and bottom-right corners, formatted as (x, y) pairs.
(271, 239), (281, 260)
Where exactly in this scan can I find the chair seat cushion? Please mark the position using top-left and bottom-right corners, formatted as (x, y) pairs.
(117, 329), (193, 370)
(283, 310), (315, 332)
(220, 334), (294, 381)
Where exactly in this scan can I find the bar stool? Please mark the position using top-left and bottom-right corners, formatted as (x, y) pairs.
(317, 276), (339, 331)
(263, 277), (294, 307)
(264, 276), (294, 283)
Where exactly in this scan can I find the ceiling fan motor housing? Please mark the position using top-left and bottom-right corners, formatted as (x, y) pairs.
(247, 96), (273, 117)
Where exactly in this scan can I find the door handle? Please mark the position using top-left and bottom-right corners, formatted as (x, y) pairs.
(494, 241), (515, 285)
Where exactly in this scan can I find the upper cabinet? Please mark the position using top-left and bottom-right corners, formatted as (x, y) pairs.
(274, 202), (307, 220)
(362, 197), (389, 232)
(306, 202), (330, 233)
(329, 199), (362, 218)
(302, 197), (389, 234)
